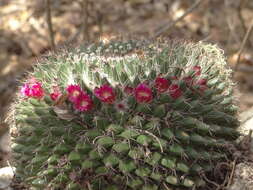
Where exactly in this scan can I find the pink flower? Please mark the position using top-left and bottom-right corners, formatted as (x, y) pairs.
(66, 84), (82, 102)
(169, 84), (182, 99)
(134, 83), (153, 103)
(74, 93), (93, 111)
(94, 84), (116, 104)
(21, 81), (44, 99)
(124, 86), (134, 95)
(50, 86), (62, 101)
(183, 76), (193, 86)
(155, 77), (171, 93)
(196, 78), (208, 91)
(21, 84), (32, 97)
(193, 66), (201, 76)
(30, 82), (44, 99)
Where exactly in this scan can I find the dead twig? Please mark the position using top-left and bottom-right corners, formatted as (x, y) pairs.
(97, 11), (104, 38)
(162, 182), (171, 190)
(237, 0), (248, 35)
(200, 171), (221, 189)
(226, 158), (238, 188)
(224, 0), (241, 46)
(82, 0), (90, 41)
(144, 130), (163, 153)
(152, 0), (204, 38)
(46, 0), (55, 50)
(234, 20), (253, 75)
(85, 181), (92, 190)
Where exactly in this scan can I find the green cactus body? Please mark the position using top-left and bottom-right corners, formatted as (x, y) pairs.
(9, 40), (239, 189)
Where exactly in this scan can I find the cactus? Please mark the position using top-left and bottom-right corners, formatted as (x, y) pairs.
(9, 40), (240, 190)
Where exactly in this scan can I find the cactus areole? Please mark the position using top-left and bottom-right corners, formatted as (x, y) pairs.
(9, 40), (240, 189)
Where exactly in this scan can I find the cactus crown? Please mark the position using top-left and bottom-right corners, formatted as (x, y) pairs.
(10, 40), (239, 190)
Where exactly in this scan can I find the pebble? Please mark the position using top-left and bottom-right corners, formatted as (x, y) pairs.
(0, 166), (15, 190)
(238, 109), (253, 152)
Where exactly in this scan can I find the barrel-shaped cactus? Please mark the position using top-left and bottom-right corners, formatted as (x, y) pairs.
(9, 40), (239, 190)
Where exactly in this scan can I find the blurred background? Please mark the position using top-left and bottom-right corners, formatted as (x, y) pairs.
(0, 0), (253, 167)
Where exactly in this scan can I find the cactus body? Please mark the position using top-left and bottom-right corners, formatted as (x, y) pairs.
(9, 40), (239, 189)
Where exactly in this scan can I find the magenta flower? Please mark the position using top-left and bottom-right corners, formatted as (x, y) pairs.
(21, 83), (32, 97)
(169, 84), (182, 99)
(155, 77), (171, 93)
(124, 86), (134, 95)
(21, 81), (44, 99)
(30, 82), (44, 99)
(193, 66), (201, 76)
(94, 84), (116, 104)
(183, 76), (193, 86)
(50, 86), (62, 101)
(74, 93), (93, 111)
(66, 84), (83, 102)
(134, 83), (153, 103)
(196, 78), (208, 91)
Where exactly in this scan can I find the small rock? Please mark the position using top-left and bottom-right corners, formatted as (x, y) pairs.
(238, 108), (253, 152)
(239, 106), (253, 132)
(228, 163), (253, 190)
(0, 166), (15, 190)
(239, 115), (253, 134)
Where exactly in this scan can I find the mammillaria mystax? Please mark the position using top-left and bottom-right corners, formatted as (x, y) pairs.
(9, 40), (239, 190)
